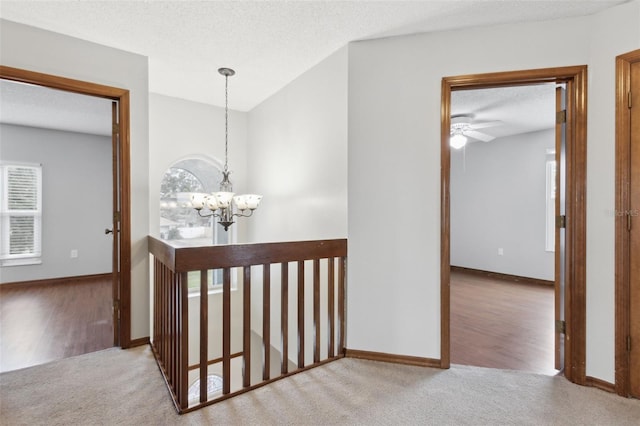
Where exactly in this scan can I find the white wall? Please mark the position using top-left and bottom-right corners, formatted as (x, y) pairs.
(451, 130), (555, 281)
(148, 93), (248, 242)
(247, 47), (348, 243)
(348, 2), (638, 382)
(584, 0), (640, 381)
(246, 47), (348, 364)
(0, 19), (150, 340)
(0, 124), (112, 283)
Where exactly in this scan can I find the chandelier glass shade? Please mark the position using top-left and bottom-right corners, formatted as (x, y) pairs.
(191, 67), (262, 231)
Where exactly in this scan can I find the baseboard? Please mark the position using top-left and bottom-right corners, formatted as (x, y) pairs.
(451, 266), (553, 286)
(345, 349), (441, 368)
(0, 273), (112, 291)
(586, 376), (616, 393)
(129, 337), (150, 348)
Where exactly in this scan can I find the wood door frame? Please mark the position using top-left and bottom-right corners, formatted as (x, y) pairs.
(440, 66), (588, 385)
(0, 65), (132, 348)
(615, 49), (640, 397)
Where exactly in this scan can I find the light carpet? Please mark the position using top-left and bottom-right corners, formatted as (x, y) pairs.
(1, 345), (639, 425)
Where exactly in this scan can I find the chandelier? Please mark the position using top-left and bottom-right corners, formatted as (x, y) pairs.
(190, 68), (262, 231)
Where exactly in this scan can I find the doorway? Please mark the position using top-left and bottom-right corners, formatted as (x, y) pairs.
(441, 66), (588, 386)
(449, 84), (557, 374)
(0, 65), (132, 349)
(615, 49), (640, 398)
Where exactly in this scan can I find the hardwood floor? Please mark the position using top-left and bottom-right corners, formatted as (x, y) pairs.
(451, 269), (558, 375)
(1, 271), (553, 375)
(0, 276), (113, 372)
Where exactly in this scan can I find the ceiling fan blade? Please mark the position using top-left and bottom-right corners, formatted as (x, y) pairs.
(465, 130), (495, 142)
(468, 120), (503, 129)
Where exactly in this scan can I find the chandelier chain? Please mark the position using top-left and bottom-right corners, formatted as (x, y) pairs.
(224, 73), (229, 173)
(190, 66), (261, 232)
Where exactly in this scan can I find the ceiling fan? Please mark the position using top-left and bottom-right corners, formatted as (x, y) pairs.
(450, 115), (502, 149)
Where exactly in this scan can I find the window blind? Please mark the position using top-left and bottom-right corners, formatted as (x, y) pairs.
(1, 164), (42, 263)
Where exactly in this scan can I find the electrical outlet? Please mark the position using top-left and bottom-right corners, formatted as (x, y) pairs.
(498, 248), (504, 256)
(70, 249), (78, 258)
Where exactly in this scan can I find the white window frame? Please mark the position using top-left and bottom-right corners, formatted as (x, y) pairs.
(0, 163), (43, 266)
(545, 160), (556, 252)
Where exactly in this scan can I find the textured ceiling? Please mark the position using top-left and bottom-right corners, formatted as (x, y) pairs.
(0, 0), (628, 111)
(451, 83), (557, 142)
(0, 72), (557, 139)
(0, 80), (112, 136)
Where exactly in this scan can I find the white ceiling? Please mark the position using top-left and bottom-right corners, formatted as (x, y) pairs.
(0, 0), (628, 112)
(0, 80), (113, 136)
(0, 78), (558, 139)
(451, 83), (557, 141)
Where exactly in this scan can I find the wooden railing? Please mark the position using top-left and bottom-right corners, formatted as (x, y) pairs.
(148, 237), (347, 413)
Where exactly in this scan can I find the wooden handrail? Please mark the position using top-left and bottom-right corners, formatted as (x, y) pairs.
(149, 237), (347, 413)
(148, 237), (347, 271)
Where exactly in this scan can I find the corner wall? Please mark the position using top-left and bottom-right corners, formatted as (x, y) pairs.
(584, 0), (640, 381)
(247, 46), (348, 243)
(0, 19), (150, 340)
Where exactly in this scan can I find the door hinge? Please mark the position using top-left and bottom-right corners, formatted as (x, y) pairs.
(627, 335), (632, 352)
(556, 215), (566, 229)
(113, 211), (121, 222)
(112, 123), (120, 134)
(555, 320), (566, 334)
(556, 110), (567, 124)
(113, 300), (121, 318)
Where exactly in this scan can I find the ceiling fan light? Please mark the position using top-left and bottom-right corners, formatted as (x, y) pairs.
(450, 133), (467, 149)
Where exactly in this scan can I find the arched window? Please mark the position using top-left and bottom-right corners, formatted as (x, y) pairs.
(159, 158), (230, 246)
(159, 158), (231, 291)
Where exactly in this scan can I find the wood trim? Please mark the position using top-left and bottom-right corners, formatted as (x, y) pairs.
(313, 259), (321, 364)
(569, 66), (588, 385)
(338, 256), (346, 355)
(451, 266), (554, 287)
(243, 266), (251, 387)
(441, 65), (588, 386)
(147, 237), (347, 272)
(281, 263), (289, 374)
(345, 349), (441, 368)
(441, 66), (588, 89)
(586, 376), (616, 394)
(118, 90), (132, 349)
(297, 261), (305, 368)
(0, 65), (127, 98)
(129, 337), (150, 347)
(222, 268), (231, 395)
(327, 257), (336, 358)
(262, 263), (271, 380)
(554, 85), (564, 371)
(441, 75), (452, 370)
(150, 239), (349, 412)
(615, 49), (640, 397)
(199, 269), (208, 402)
(0, 65), (132, 350)
(0, 273), (111, 290)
